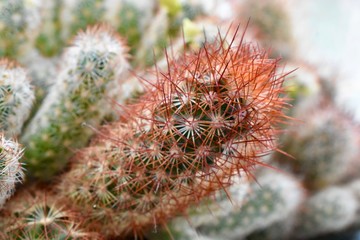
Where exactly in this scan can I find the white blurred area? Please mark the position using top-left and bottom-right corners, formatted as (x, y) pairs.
(285, 0), (360, 121)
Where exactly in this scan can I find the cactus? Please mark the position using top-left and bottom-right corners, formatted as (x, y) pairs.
(0, 188), (99, 239)
(110, 0), (156, 57)
(147, 174), (250, 240)
(193, 170), (304, 240)
(58, 30), (288, 238)
(21, 25), (129, 180)
(274, 104), (360, 190)
(0, 0), (42, 58)
(0, 59), (34, 138)
(60, 0), (106, 43)
(34, 0), (64, 57)
(19, 51), (59, 111)
(293, 186), (358, 239)
(239, 0), (293, 58)
(135, 7), (170, 67)
(0, 134), (24, 208)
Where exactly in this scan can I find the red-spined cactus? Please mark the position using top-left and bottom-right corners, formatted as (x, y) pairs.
(59, 29), (289, 238)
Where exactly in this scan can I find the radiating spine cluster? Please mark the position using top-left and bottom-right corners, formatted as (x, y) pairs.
(59, 31), (288, 238)
(1, 189), (99, 239)
(0, 135), (24, 208)
(21, 25), (129, 180)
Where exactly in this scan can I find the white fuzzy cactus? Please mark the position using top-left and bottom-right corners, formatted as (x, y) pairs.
(0, 134), (24, 208)
(21, 25), (129, 180)
(0, 60), (34, 138)
(293, 186), (358, 239)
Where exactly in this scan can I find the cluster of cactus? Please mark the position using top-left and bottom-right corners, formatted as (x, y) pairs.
(1, 0), (359, 239)
(0, 0), (295, 239)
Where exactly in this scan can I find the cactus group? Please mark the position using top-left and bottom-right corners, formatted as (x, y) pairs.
(0, 0), (359, 239)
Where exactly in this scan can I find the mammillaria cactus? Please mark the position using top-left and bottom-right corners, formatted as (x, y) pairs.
(293, 186), (358, 239)
(192, 170), (304, 240)
(21, 25), (129, 180)
(59, 29), (289, 238)
(0, 134), (24, 208)
(0, 188), (99, 239)
(274, 103), (360, 190)
(0, 59), (34, 138)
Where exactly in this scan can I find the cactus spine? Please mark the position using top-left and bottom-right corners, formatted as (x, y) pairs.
(1, 189), (99, 239)
(59, 31), (288, 238)
(0, 59), (34, 138)
(0, 134), (24, 208)
(21, 25), (129, 180)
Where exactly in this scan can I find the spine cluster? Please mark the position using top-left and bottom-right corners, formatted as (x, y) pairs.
(0, 135), (24, 208)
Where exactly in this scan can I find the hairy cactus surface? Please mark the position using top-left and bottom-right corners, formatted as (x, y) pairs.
(0, 59), (34, 138)
(0, 134), (24, 208)
(59, 29), (288, 238)
(21, 25), (129, 180)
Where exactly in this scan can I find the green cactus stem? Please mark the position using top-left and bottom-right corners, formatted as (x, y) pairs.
(21, 25), (129, 181)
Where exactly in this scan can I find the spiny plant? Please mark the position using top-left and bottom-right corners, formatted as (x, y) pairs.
(0, 134), (24, 208)
(58, 28), (289, 238)
(238, 0), (293, 58)
(193, 170), (304, 240)
(0, 59), (34, 138)
(274, 103), (360, 190)
(0, 0), (42, 58)
(21, 25), (130, 181)
(1, 188), (100, 239)
(293, 186), (358, 239)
